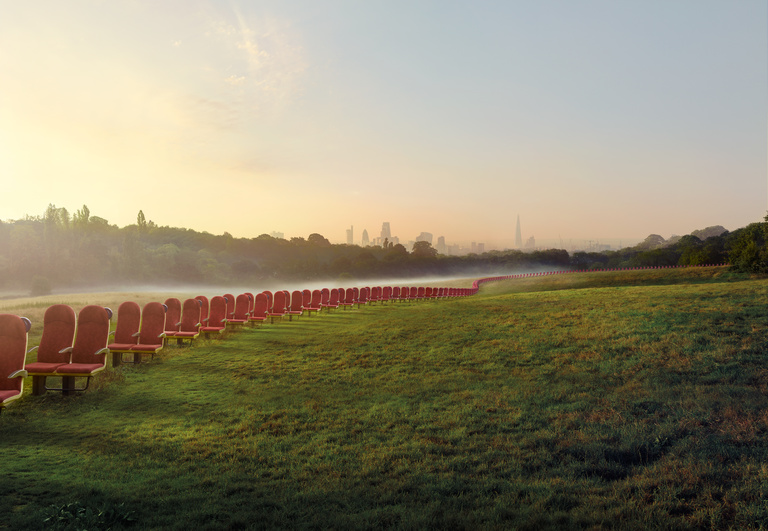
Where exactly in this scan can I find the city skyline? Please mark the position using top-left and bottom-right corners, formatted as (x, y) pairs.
(1, 2), (765, 246)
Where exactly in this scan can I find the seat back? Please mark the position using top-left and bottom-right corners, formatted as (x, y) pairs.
(223, 294), (235, 319)
(425, 287), (433, 298)
(271, 291), (286, 314)
(179, 299), (202, 333)
(262, 291), (273, 312)
(234, 294), (251, 320)
(252, 293), (268, 319)
(358, 287), (369, 304)
(321, 288), (330, 305)
(383, 286), (392, 301)
(311, 290), (322, 308)
(290, 290), (303, 312)
(164, 298), (182, 334)
(208, 296), (227, 326)
(71, 306), (110, 365)
(195, 296), (209, 325)
(352, 287), (359, 301)
(344, 288), (355, 304)
(113, 301), (140, 345)
(302, 290), (311, 307)
(417, 287), (426, 298)
(0, 314), (29, 394)
(370, 287), (380, 302)
(37, 304), (76, 364)
(410, 287), (418, 299)
(138, 302), (166, 345)
(329, 289), (339, 305)
(244, 293), (255, 314)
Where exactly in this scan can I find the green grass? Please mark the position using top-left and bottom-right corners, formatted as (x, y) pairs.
(2, 268), (768, 529)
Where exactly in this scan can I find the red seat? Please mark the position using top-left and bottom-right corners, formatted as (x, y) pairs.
(249, 293), (269, 326)
(262, 291), (273, 313)
(223, 294), (236, 321)
(267, 291), (287, 323)
(163, 298), (182, 344)
(195, 295), (210, 327)
(357, 287), (369, 308)
(165, 298), (202, 345)
(107, 301), (141, 367)
(340, 288), (355, 309)
(229, 294), (252, 326)
(400, 286), (410, 301)
(53, 305), (111, 395)
(201, 296), (228, 336)
(305, 290), (322, 316)
(25, 304), (77, 394)
(287, 290), (304, 320)
(0, 314), (30, 413)
(130, 302), (166, 361)
(382, 286), (392, 303)
(244, 292), (255, 315)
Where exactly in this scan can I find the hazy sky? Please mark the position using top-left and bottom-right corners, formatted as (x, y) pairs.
(1, 1), (766, 249)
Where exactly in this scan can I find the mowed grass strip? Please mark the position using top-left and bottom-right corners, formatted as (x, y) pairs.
(2, 270), (768, 529)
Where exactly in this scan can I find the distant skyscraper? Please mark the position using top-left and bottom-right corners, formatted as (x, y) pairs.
(477, 243), (485, 253)
(436, 236), (446, 254)
(362, 229), (369, 246)
(416, 232), (433, 245)
(381, 222), (391, 240)
(515, 215), (523, 249)
(346, 225), (354, 245)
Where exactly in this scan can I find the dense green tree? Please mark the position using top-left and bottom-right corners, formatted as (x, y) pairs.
(728, 217), (768, 273)
(412, 241), (437, 259)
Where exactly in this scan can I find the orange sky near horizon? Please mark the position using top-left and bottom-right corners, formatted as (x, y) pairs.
(1, 1), (765, 250)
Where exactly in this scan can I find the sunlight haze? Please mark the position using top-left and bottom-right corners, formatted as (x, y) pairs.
(1, 1), (765, 250)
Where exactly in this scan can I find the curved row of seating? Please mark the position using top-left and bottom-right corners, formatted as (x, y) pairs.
(0, 263), (729, 414)
(0, 284), (478, 413)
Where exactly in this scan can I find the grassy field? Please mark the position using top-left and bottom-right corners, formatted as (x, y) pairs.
(2, 268), (768, 529)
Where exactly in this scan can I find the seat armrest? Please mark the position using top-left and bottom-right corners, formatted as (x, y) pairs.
(27, 345), (39, 354)
(8, 370), (28, 379)
(132, 331), (140, 337)
(59, 346), (73, 354)
(176, 321), (182, 327)
(109, 330), (115, 337)
(94, 348), (109, 356)
(158, 332), (166, 338)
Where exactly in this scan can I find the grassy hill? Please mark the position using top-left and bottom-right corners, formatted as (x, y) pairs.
(2, 267), (767, 529)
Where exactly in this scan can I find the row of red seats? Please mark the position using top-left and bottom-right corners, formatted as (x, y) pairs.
(0, 284), (478, 413)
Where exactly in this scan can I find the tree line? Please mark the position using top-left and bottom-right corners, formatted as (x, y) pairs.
(0, 204), (761, 296)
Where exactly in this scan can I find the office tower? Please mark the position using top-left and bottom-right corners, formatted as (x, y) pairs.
(477, 243), (485, 253)
(362, 229), (369, 246)
(515, 215), (523, 249)
(416, 232), (433, 245)
(381, 222), (391, 241)
(346, 225), (353, 245)
(436, 236), (446, 254)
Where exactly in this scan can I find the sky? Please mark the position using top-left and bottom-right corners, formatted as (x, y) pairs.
(1, 1), (766, 250)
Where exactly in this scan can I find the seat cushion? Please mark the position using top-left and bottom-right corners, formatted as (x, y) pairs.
(0, 389), (22, 404)
(107, 343), (136, 351)
(25, 362), (68, 374)
(130, 344), (162, 352)
(55, 363), (105, 375)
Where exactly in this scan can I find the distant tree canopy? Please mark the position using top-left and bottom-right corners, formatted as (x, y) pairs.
(728, 215), (768, 273)
(0, 204), (748, 295)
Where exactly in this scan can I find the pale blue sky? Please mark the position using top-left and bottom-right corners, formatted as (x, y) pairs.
(1, 1), (765, 249)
